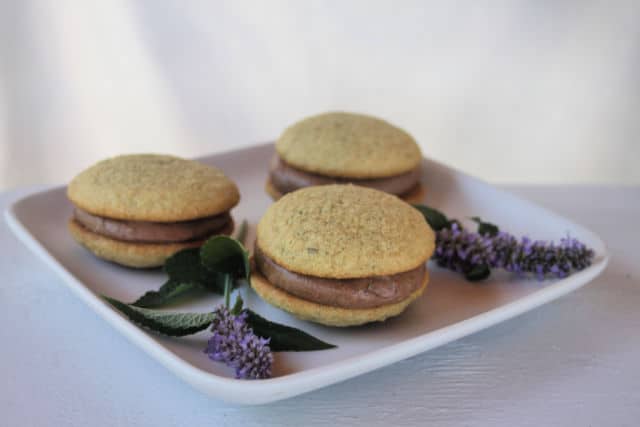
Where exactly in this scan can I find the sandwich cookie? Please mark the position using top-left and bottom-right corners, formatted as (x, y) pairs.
(252, 185), (435, 326)
(67, 154), (240, 268)
(267, 112), (425, 203)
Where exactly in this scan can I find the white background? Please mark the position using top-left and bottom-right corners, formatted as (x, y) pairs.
(1, 0), (639, 190)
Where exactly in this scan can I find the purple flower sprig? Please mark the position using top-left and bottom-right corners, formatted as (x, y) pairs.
(434, 223), (595, 281)
(414, 204), (595, 281)
(204, 306), (273, 380)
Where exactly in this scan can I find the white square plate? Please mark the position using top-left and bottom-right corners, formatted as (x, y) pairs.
(4, 143), (608, 404)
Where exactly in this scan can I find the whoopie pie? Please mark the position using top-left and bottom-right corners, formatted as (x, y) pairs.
(252, 185), (435, 326)
(67, 154), (239, 268)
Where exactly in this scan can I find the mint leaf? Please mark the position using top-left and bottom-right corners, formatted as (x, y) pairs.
(104, 297), (215, 337)
(131, 247), (226, 308)
(413, 204), (450, 231)
(132, 280), (200, 308)
(130, 236), (250, 310)
(471, 217), (500, 237)
(245, 310), (336, 352)
(200, 236), (250, 281)
(164, 248), (225, 294)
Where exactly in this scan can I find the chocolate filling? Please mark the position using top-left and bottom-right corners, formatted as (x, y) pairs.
(269, 155), (422, 196)
(254, 243), (425, 309)
(73, 208), (231, 243)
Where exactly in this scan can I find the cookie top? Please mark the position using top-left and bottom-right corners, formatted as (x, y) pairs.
(256, 185), (435, 279)
(67, 154), (240, 222)
(275, 112), (422, 179)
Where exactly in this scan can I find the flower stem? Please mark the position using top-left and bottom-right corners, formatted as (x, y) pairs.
(223, 275), (232, 308)
(233, 220), (249, 245)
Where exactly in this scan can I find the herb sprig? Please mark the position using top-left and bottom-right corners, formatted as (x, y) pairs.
(414, 204), (595, 281)
(104, 222), (335, 379)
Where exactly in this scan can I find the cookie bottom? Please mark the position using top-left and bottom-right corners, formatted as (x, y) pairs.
(250, 269), (428, 327)
(265, 178), (425, 204)
(68, 218), (233, 268)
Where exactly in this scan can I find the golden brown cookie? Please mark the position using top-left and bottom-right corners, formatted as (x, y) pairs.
(68, 154), (240, 222)
(67, 154), (239, 268)
(256, 185), (435, 279)
(250, 270), (428, 327)
(68, 219), (233, 268)
(276, 112), (421, 179)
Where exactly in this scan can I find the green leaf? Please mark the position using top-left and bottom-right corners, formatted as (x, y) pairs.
(131, 247), (227, 308)
(413, 204), (450, 231)
(464, 264), (491, 281)
(131, 247), (226, 308)
(131, 280), (200, 308)
(245, 310), (336, 352)
(471, 217), (500, 237)
(164, 248), (224, 294)
(104, 297), (215, 337)
(200, 236), (250, 280)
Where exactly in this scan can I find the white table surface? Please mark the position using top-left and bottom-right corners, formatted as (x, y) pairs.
(1, 186), (638, 427)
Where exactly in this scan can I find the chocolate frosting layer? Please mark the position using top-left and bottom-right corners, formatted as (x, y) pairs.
(254, 243), (426, 309)
(269, 155), (421, 196)
(73, 208), (231, 243)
